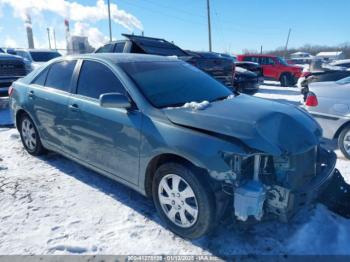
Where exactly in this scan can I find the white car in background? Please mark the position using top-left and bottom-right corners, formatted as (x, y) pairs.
(330, 59), (350, 69)
(14, 49), (61, 72)
(304, 77), (350, 159)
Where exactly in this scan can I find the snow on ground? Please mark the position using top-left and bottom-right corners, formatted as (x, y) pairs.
(0, 83), (350, 256)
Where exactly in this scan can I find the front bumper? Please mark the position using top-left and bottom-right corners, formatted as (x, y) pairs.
(279, 149), (337, 221)
(0, 77), (21, 94)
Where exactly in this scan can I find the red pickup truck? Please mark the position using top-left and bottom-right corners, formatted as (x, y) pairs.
(237, 54), (302, 86)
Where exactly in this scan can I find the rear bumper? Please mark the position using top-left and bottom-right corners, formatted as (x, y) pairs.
(235, 80), (259, 93)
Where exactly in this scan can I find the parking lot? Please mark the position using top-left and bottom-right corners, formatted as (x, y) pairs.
(1, 83), (349, 256)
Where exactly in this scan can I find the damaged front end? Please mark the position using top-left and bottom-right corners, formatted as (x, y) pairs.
(222, 146), (348, 222)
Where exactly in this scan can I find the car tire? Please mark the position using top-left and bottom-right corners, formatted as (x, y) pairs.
(338, 126), (350, 160)
(152, 162), (216, 239)
(19, 113), (45, 156)
(280, 73), (292, 87)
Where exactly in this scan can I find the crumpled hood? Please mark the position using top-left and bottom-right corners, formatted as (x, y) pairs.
(163, 95), (322, 156)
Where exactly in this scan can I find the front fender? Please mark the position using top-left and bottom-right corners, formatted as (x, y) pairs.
(139, 116), (248, 189)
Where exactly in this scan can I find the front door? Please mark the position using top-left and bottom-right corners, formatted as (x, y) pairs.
(261, 57), (277, 79)
(66, 60), (142, 185)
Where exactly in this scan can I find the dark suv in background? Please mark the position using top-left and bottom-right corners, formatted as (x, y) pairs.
(237, 54), (302, 86)
(95, 34), (235, 88)
(0, 50), (27, 96)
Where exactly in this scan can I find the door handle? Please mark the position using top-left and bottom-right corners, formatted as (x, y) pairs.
(28, 90), (35, 99)
(68, 104), (80, 112)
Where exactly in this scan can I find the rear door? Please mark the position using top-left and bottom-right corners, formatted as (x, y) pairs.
(27, 60), (77, 151)
(66, 59), (142, 184)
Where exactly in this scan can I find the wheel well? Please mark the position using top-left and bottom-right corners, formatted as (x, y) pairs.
(144, 153), (202, 198)
(15, 109), (28, 130)
(334, 121), (350, 139)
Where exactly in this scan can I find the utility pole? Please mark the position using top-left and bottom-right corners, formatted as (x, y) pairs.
(107, 0), (112, 42)
(47, 28), (51, 49)
(206, 0), (212, 52)
(284, 28), (292, 58)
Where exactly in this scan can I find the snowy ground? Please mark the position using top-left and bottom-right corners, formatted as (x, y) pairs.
(0, 83), (349, 256)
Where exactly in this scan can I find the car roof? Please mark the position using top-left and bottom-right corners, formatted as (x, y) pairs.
(17, 49), (60, 53)
(59, 53), (181, 64)
(331, 59), (350, 65)
(239, 54), (277, 58)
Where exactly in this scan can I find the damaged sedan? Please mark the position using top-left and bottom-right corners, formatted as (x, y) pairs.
(9, 54), (349, 239)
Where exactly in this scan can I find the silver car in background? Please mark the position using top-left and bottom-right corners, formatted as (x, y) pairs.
(304, 76), (350, 159)
(14, 49), (61, 72)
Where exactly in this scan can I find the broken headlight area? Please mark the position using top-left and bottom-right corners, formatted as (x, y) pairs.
(222, 146), (340, 222)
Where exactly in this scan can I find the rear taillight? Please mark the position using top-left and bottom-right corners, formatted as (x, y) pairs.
(301, 71), (311, 78)
(305, 92), (318, 107)
(8, 85), (14, 97)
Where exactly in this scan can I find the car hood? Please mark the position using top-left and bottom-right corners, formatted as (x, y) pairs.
(163, 95), (321, 156)
(0, 53), (24, 62)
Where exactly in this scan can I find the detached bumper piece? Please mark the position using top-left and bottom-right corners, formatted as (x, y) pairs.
(318, 169), (350, 219)
(232, 148), (343, 223)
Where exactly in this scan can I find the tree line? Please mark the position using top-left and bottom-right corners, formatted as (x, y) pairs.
(242, 42), (350, 58)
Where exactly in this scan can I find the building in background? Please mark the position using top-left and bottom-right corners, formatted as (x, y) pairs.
(316, 51), (345, 61)
(67, 35), (94, 54)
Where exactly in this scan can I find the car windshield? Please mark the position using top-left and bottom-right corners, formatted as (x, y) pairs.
(336, 76), (350, 85)
(29, 51), (61, 62)
(277, 57), (289, 66)
(119, 61), (233, 108)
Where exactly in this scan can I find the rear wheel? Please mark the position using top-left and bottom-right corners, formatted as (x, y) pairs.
(152, 162), (216, 239)
(19, 114), (45, 156)
(339, 126), (350, 160)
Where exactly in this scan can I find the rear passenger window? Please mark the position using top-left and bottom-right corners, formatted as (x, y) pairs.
(244, 56), (260, 63)
(32, 68), (49, 86)
(243, 56), (252, 62)
(95, 44), (114, 53)
(45, 60), (77, 92)
(114, 42), (125, 53)
(77, 61), (126, 99)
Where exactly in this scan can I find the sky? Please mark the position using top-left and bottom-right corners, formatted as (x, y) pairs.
(0, 0), (349, 54)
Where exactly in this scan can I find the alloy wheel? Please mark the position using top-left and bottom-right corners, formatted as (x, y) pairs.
(21, 118), (37, 151)
(158, 174), (199, 228)
(343, 130), (350, 155)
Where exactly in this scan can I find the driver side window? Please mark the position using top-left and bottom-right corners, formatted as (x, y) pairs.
(77, 60), (126, 99)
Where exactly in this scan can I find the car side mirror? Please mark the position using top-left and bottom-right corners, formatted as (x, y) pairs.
(99, 93), (131, 109)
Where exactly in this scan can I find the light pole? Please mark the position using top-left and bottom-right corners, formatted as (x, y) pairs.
(53, 28), (57, 49)
(107, 0), (112, 42)
(284, 28), (292, 58)
(47, 28), (51, 49)
(207, 0), (212, 52)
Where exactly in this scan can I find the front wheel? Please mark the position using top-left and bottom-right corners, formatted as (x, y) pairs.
(19, 114), (45, 156)
(152, 162), (216, 239)
(339, 126), (350, 160)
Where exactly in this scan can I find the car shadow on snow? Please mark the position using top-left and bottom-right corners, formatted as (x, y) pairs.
(35, 151), (336, 257)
